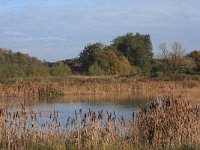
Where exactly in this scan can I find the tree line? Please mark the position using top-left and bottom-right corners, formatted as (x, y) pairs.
(77, 32), (200, 78)
(0, 48), (71, 78)
(0, 32), (199, 79)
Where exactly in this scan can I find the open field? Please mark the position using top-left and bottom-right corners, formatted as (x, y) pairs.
(0, 97), (199, 150)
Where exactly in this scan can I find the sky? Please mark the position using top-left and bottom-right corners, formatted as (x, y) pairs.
(0, 0), (200, 62)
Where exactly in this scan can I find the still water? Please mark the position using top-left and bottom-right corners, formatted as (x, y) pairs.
(2, 96), (148, 126)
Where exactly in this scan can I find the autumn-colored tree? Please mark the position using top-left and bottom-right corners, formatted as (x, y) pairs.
(95, 48), (135, 76)
(112, 33), (153, 75)
(79, 44), (135, 76)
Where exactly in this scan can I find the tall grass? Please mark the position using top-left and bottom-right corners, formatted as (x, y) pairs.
(0, 96), (199, 149)
(0, 76), (200, 101)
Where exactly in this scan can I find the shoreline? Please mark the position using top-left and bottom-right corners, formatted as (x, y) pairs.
(0, 76), (200, 102)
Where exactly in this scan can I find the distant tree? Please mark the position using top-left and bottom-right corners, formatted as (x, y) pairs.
(50, 62), (71, 77)
(0, 48), (50, 78)
(79, 43), (104, 72)
(95, 48), (135, 76)
(88, 63), (105, 76)
(188, 50), (200, 73)
(26, 63), (50, 77)
(180, 56), (196, 74)
(159, 42), (186, 77)
(112, 33), (153, 75)
(79, 43), (135, 76)
(0, 64), (26, 78)
(64, 58), (80, 67)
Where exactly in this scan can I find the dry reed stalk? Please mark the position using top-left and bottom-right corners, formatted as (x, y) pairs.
(0, 96), (199, 149)
(0, 77), (200, 100)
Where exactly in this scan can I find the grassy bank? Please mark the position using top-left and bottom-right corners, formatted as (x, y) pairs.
(0, 97), (199, 149)
(0, 76), (200, 102)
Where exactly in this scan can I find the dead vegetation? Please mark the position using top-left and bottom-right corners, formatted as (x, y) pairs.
(0, 96), (199, 149)
(0, 77), (200, 102)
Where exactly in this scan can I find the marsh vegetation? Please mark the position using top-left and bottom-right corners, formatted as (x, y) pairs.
(0, 97), (199, 150)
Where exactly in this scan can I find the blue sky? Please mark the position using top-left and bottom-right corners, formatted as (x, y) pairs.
(0, 0), (200, 61)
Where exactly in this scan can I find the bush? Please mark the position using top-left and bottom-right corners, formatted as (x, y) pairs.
(50, 62), (71, 77)
(88, 63), (105, 76)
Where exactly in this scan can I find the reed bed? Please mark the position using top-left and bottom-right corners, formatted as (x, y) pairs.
(0, 96), (199, 150)
(0, 76), (200, 101)
(0, 81), (63, 98)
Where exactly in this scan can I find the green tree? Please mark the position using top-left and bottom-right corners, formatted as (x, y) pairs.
(26, 63), (50, 77)
(0, 48), (50, 78)
(180, 57), (196, 74)
(88, 63), (105, 76)
(188, 50), (200, 73)
(112, 33), (153, 75)
(50, 62), (71, 77)
(79, 43), (104, 72)
(79, 44), (135, 76)
(95, 48), (135, 76)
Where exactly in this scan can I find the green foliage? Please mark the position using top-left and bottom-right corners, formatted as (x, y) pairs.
(112, 33), (153, 75)
(79, 43), (104, 72)
(188, 50), (200, 73)
(50, 62), (71, 77)
(180, 57), (196, 74)
(96, 49), (135, 76)
(26, 63), (50, 77)
(88, 63), (105, 76)
(1, 33), (199, 79)
(79, 44), (135, 76)
(0, 48), (49, 78)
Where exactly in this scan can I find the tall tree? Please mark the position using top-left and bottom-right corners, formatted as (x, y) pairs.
(188, 50), (200, 73)
(79, 43), (104, 72)
(79, 43), (135, 76)
(112, 33), (153, 75)
(94, 48), (135, 76)
(159, 42), (185, 77)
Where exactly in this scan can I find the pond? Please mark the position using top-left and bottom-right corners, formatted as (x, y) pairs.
(1, 96), (148, 127)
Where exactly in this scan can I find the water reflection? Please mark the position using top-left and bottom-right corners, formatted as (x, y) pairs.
(0, 95), (148, 126)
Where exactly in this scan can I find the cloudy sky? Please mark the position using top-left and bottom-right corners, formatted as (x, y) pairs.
(0, 0), (199, 61)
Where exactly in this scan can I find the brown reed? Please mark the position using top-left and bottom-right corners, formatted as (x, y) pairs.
(0, 96), (199, 149)
(0, 76), (200, 102)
